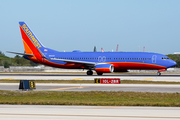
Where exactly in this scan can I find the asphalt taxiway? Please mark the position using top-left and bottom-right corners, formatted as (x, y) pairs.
(1, 73), (180, 93)
(1, 73), (180, 82)
(0, 105), (180, 120)
(1, 74), (180, 120)
(1, 83), (180, 93)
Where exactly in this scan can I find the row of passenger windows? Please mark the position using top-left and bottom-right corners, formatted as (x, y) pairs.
(55, 57), (151, 60)
(58, 58), (102, 60)
(114, 58), (151, 60)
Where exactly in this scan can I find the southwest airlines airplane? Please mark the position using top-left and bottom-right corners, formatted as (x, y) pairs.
(7, 22), (176, 76)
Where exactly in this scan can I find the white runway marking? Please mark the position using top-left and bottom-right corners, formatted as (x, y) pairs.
(0, 105), (180, 120)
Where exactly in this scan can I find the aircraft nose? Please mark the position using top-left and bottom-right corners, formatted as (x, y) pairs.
(169, 60), (177, 67)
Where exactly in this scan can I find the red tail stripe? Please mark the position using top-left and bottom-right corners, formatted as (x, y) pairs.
(19, 25), (43, 61)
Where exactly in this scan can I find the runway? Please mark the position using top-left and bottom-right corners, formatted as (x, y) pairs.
(1, 83), (180, 93)
(1, 73), (180, 93)
(1, 74), (180, 120)
(0, 105), (180, 120)
(1, 73), (180, 82)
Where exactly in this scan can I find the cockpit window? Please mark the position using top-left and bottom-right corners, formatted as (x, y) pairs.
(161, 57), (169, 60)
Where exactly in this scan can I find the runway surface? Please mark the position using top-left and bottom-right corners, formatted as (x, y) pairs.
(1, 73), (180, 82)
(1, 83), (180, 93)
(0, 105), (180, 120)
(1, 73), (180, 93)
(1, 74), (180, 120)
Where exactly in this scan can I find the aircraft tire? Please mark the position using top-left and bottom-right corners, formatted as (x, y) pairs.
(87, 70), (93, 75)
(97, 73), (103, 75)
(157, 72), (161, 76)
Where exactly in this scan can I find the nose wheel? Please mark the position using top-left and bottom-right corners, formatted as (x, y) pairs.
(157, 72), (161, 76)
(87, 70), (93, 75)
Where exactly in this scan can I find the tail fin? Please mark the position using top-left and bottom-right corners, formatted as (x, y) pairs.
(20, 22), (47, 55)
(19, 22), (45, 53)
(19, 21), (46, 62)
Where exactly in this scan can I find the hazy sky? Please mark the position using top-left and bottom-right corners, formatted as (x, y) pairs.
(1, 0), (180, 57)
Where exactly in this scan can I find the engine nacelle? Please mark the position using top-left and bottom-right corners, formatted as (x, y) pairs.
(95, 64), (114, 73)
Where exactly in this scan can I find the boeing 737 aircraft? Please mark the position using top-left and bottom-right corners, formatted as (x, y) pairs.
(7, 22), (177, 76)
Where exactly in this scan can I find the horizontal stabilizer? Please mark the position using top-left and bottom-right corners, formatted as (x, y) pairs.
(6, 51), (34, 57)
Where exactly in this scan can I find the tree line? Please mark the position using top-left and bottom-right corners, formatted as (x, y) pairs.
(167, 54), (180, 67)
(0, 51), (37, 68)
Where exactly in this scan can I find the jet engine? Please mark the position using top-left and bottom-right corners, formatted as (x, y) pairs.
(95, 64), (114, 73)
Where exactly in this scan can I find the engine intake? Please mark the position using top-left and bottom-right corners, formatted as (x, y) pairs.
(95, 64), (114, 73)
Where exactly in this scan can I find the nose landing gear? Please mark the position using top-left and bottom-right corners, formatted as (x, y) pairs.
(157, 72), (161, 76)
(157, 69), (166, 76)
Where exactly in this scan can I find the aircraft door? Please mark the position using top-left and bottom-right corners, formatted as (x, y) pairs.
(152, 55), (157, 63)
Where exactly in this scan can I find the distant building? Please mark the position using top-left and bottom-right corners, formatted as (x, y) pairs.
(94, 46), (97, 52)
(174, 52), (180, 54)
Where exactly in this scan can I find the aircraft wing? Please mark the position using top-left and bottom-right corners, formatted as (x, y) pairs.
(6, 51), (34, 57)
(47, 57), (97, 67)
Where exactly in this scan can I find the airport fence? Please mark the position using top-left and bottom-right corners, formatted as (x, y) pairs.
(0, 66), (4, 72)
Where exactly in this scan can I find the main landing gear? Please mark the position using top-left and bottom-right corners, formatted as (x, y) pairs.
(87, 70), (93, 75)
(157, 72), (161, 76)
(86, 71), (104, 75)
(97, 72), (103, 75)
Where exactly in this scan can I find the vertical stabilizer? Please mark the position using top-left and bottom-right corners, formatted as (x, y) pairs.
(19, 22), (45, 62)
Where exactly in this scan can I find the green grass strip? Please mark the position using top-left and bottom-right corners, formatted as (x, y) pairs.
(0, 90), (180, 106)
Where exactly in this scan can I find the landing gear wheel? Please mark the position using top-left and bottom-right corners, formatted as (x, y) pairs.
(87, 70), (93, 75)
(157, 72), (161, 76)
(97, 73), (103, 75)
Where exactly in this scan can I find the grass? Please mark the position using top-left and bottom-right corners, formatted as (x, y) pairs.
(0, 79), (180, 84)
(1, 80), (180, 106)
(0, 90), (180, 106)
